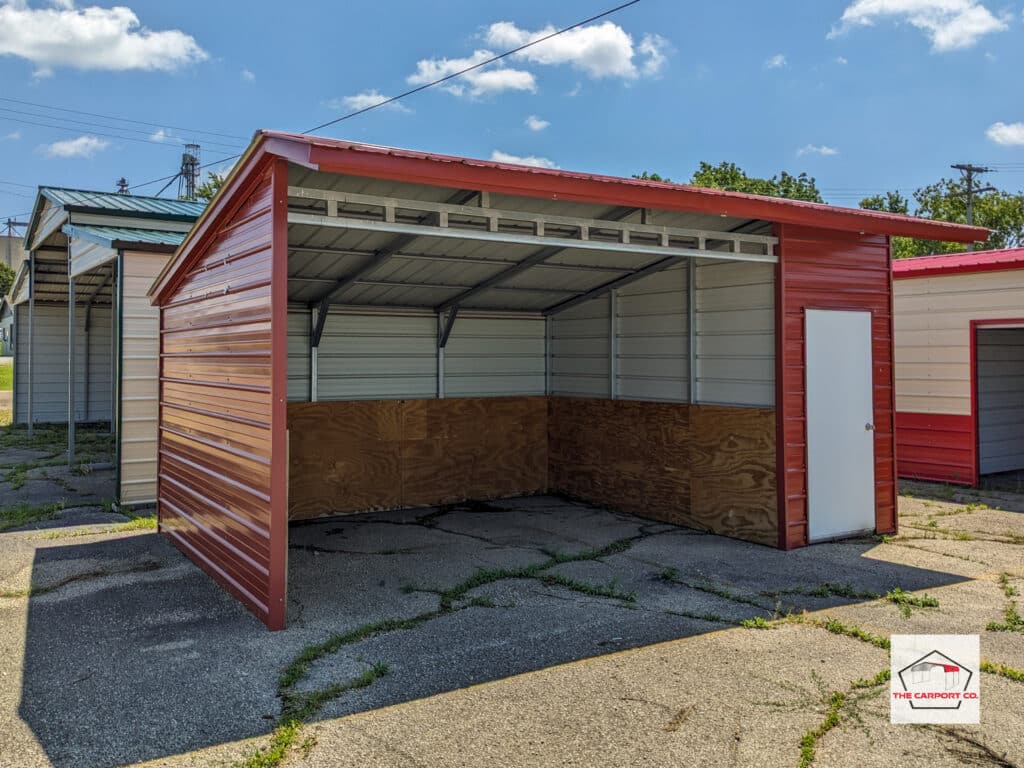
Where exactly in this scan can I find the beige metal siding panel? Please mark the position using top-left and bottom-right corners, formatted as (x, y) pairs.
(444, 317), (545, 397)
(551, 297), (610, 397)
(316, 313), (437, 400)
(70, 238), (116, 278)
(287, 309), (310, 401)
(894, 271), (1024, 416)
(615, 264), (688, 402)
(15, 303), (69, 423)
(695, 260), (775, 407)
(977, 327), (1024, 474)
(119, 250), (169, 505)
(84, 304), (112, 420)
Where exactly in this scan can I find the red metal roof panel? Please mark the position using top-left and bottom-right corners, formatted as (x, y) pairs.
(892, 247), (1024, 278)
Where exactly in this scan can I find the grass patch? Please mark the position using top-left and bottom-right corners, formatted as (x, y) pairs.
(0, 359), (11, 392)
(5, 464), (28, 489)
(981, 660), (1024, 684)
(986, 602), (1024, 633)
(281, 662), (388, 722)
(767, 582), (881, 601)
(885, 587), (940, 618)
(664, 609), (734, 625)
(799, 616), (890, 650)
(740, 616), (773, 630)
(798, 691), (846, 768)
(38, 514), (157, 540)
(850, 669), (891, 690)
(539, 573), (635, 602)
(658, 568), (768, 611)
(235, 719), (303, 768)
(0, 500), (64, 532)
(997, 573), (1019, 598)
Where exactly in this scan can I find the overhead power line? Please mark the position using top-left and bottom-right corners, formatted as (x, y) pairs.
(128, 0), (643, 193)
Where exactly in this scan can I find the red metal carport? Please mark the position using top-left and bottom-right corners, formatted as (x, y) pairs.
(149, 131), (983, 629)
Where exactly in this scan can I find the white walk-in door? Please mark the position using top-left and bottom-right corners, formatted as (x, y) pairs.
(805, 309), (876, 541)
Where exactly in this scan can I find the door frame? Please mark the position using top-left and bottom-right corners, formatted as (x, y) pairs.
(970, 317), (1024, 487)
(803, 306), (878, 542)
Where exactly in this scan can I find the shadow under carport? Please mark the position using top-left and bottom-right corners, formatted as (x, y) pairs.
(16, 496), (971, 767)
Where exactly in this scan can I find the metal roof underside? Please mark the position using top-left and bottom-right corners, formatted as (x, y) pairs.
(40, 188), (205, 219)
(14, 257), (114, 306)
(66, 224), (187, 248)
(287, 165), (775, 315)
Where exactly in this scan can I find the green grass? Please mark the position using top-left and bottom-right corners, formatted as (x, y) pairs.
(658, 567), (768, 611)
(739, 616), (773, 630)
(808, 616), (891, 650)
(281, 662), (389, 722)
(767, 582), (881, 601)
(0, 500), (65, 532)
(986, 602), (1024, 633)
(0, 359), (11, 392)
(38, 515), (157, 540)
(850, 669), (891, 690)
(885, 587), (940, 618)
(981, 660), (1024, 684)
(798, 691), (846, 768)
(998, 573), (1019, 598)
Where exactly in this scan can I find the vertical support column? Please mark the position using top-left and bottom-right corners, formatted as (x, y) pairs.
(83, 303), (91, 423)
(436, 315), (445, 399)
(27, 254), (34, 436)
(309, 307), (319, 403)
(609, 289), (617, 399)
(544, 315), (553, 396)
(68, 275), (76, 465)
(688, 257), (697, 404)
(110, 263), (117, 434)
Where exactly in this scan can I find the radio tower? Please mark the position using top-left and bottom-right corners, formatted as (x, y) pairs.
(177, 143), (201, 201)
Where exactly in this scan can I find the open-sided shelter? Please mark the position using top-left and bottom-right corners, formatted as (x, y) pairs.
(9, 188), (204, 506)
(894, 248), (1024, 486)
(149, 131), (984, 629)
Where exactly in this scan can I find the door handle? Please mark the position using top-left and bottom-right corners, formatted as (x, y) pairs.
(865, 423), (875, 431)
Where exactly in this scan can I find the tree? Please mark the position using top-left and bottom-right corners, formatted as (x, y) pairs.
(689, 161), (824, 203)
(0, 262), (14, 297)
(632, 171), (672, 182)
(194, 172), (227, 203)
(859, 179), (1024, 258)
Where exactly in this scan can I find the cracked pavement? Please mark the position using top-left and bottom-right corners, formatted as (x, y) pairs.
(0, 485), (1022, 767)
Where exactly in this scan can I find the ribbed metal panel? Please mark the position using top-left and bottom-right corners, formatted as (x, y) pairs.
(776, 225), (896, 548)
(696, 259), (775, 407)
(158, 165), (282, 628)
(977, 327), (1024, 474)
(550, 298), (610, 397)
(287, 309), (310, 401)
(616, 265), (688, 402)
(42, 187), (205, 219)
(14, 302), (112, 423)
(444, 317), (545, 397)
(315, 312), (436, 400)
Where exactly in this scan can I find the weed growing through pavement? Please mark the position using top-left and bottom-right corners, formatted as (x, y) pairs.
(884, 587), (940, 618)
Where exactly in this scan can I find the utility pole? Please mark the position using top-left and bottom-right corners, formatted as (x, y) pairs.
(951, 164), (996, 251)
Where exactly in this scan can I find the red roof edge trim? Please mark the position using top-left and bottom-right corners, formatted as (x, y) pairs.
(893, 247), (1024, 279)
(255, 130), (985, 243)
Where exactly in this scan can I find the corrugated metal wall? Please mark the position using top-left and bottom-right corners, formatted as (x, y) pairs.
(977, 327), (1024, 474)
(776, 225), (896, 548)
(550, 298), (610, 397)
(157, 161), (287, 629)
(287, 311), (546, 401)
(894, 270), (1024, 416)
(287, 309), (309, 401)
(444, 316), (545, 397)
(696, 259), (775, 406)
(119, 250), (168, 506)
(616, 265), (688, 402)
(14, 302), (112, 423)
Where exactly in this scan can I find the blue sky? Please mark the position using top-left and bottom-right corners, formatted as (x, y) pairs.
(1, 0), (1023, 222)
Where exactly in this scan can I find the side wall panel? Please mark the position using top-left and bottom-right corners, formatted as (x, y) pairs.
(158, 162), (287, 629)
(777, 225), (896, 548)
(120, 250), (170, 505)
(444, 317), (546, 397)
(550, 298), (610, 397)
(977, 327), (1024, 474)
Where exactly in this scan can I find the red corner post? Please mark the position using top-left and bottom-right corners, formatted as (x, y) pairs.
(266, 158), (290, 630)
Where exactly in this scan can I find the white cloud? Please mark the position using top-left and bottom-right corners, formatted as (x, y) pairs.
(835, 55), (849, 64)
(797, 144), (839, 157)
(0, 0), (208, 73)
(525, 114), (549, 131)
(328, 89), (411, 113)
(490, 150), (557, 169)
(2, 131), (20, 140)
(987, 121), (1024, 146)
(149, 128), (173, 142)
(566, 81), (582, 97)
(829, 0), (1007, 52)
(241, 68), (255, 82)
(764, 53), (787, 69)
(407, 49), (535, 97)
(484, 20), (666, 79)
(42, 134), (109, 158)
